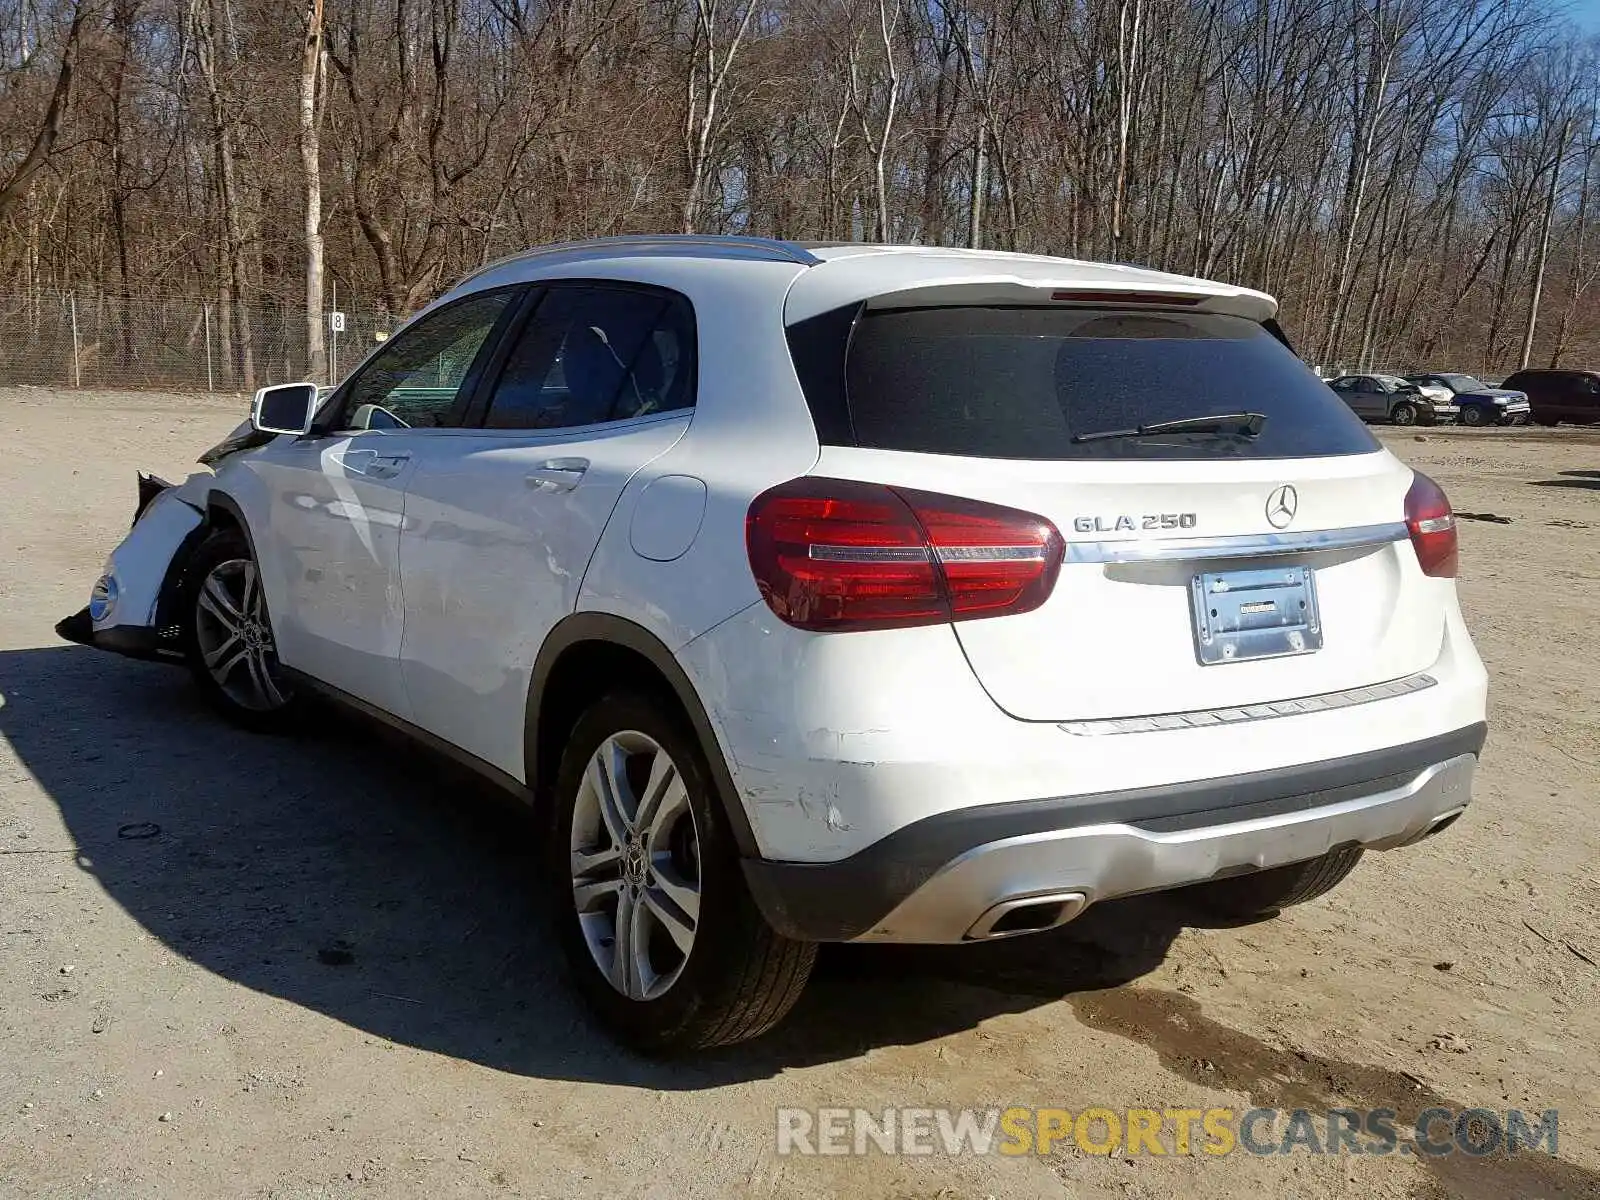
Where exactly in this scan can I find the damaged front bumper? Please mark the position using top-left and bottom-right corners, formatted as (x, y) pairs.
(57, 472), (210, 664)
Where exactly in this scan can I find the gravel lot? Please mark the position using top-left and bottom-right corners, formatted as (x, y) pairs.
(1, 387), (1597, 1199)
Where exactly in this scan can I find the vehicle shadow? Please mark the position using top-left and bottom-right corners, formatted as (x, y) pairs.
(0, 644), (1189, 1088)
(1529, 469), (1600, 490)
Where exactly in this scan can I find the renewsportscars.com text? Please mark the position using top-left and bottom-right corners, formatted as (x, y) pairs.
(775, 1106), (1558, 1158)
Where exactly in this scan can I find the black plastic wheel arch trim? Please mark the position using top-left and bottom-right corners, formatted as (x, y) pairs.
(525, 612), (761, 858)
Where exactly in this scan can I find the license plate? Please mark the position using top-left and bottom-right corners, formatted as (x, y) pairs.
(1191, 566), (1322, 665)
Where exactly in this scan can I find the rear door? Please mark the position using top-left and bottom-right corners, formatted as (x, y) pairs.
(796, 302), (1445, 723)
(396, 281), (695, 777)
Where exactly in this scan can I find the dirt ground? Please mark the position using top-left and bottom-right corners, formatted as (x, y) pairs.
(1, 386), (1597, 1200)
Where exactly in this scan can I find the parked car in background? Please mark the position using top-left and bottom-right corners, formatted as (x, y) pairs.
(1498, 368), (1600, 426)
(1327, 374), (1457, 426)
(1403, 373), (1530, 427)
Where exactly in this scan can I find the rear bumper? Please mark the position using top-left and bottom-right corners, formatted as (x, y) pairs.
(743, 723), (1485, 943)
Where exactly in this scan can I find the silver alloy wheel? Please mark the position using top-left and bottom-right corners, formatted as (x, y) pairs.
(571, 731), (701, 1001)
(193, 557), (290, 712)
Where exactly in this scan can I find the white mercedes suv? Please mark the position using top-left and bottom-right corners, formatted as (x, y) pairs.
(61, 237), (1488, 1052)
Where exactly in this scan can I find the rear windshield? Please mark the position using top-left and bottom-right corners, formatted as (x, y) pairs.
(788, 304), (1379, 460)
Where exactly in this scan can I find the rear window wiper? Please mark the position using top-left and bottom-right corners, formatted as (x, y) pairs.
(1070, 411), (1268, 444)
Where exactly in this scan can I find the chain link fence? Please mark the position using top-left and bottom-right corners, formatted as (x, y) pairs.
(2, 291), (1528, 394)
(0, 291), (391, 393)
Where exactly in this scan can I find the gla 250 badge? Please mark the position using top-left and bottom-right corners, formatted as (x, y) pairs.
(1072, 513), (1198, 534)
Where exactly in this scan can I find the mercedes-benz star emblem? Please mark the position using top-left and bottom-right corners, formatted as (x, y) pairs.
(1265, 484), (1298, 529)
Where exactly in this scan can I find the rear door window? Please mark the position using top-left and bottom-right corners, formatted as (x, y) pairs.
(481, 284), (695, 430)
(792, 305), (1379, 460)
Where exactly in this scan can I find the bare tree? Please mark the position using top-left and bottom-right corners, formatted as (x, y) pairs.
(299, 0), (326, 381)
(6, 0), (1600, 382)
(681, 0), (759, 233)
(843, 0), (900, 240)
(189, 0), (255, 389)
(0, 0), (87, 226)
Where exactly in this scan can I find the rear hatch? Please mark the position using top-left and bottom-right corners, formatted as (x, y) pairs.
(788, 293), (1443, 722)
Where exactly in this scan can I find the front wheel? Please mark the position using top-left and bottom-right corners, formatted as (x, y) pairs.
(550, 691), (815, 1052)
(182, 527), (298, 731)
(1390, 402), (1418, 426)
(1459, 404), (1486, 427)
(1182, 846), (1364, 920)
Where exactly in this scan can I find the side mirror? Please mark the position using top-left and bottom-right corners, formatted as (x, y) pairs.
(251, 382), (320, 436)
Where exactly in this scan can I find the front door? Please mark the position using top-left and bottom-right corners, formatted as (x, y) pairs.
(397, 281), (697, 778)
(251, 288), (519, 718)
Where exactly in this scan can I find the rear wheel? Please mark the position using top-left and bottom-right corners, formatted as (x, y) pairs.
(1390, 402), (1418, 426)
(550, 691), (815, 1052)
(1459, 404), (1486, 427)
(182, 528), (298, 731)
(1183, 847), (1364, 919)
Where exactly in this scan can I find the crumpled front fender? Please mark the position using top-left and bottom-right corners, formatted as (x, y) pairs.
(60, 471), (214, 662)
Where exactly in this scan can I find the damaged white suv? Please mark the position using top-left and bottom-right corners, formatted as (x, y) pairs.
(61, 237), (1488, 1051)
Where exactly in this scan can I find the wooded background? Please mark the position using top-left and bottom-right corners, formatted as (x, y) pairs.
(2, 0), (1598, 389)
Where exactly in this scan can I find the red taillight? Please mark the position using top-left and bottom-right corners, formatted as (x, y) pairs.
(745, 478), (1064, 632)
(1405, 471), (1458, 578)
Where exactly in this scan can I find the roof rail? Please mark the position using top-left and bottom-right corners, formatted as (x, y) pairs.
(455, 234), (820, 289)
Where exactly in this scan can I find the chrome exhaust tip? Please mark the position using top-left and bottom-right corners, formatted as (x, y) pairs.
(1416, 806), (1466, 842)
(965, 891), (1088, 940)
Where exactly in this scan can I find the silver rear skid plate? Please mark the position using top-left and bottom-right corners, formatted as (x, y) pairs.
(856, 753), (1477, 943)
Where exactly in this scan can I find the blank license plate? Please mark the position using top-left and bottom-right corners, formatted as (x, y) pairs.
(1191, 566), (1322, 665)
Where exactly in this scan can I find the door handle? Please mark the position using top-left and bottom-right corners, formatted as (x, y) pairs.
(525, 458), (589, 493)
(363, 453), (412, 480)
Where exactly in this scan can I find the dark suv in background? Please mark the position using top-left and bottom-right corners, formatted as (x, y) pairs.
(1499, 369), (1600, 426)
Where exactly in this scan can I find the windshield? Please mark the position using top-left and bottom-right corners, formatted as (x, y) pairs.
(791, 305), (1379, 461)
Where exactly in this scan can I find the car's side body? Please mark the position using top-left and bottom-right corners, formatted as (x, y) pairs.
(1500, 368), (1600, 425)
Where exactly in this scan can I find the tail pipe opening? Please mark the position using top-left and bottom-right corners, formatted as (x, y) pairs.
(966, 891), (1088, 940)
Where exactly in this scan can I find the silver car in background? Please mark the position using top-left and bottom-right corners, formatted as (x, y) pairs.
(1327, 374), (1458, 426)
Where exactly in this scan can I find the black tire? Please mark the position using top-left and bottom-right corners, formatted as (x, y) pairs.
(181, 527), (299, 732)
(549, 690), (815, 1053)
(1390, 402), (1418, 426)
(1459, 404), (1486, 427)
(1184, 846), (1364, 919)
(1534, 414), (1559, 427)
